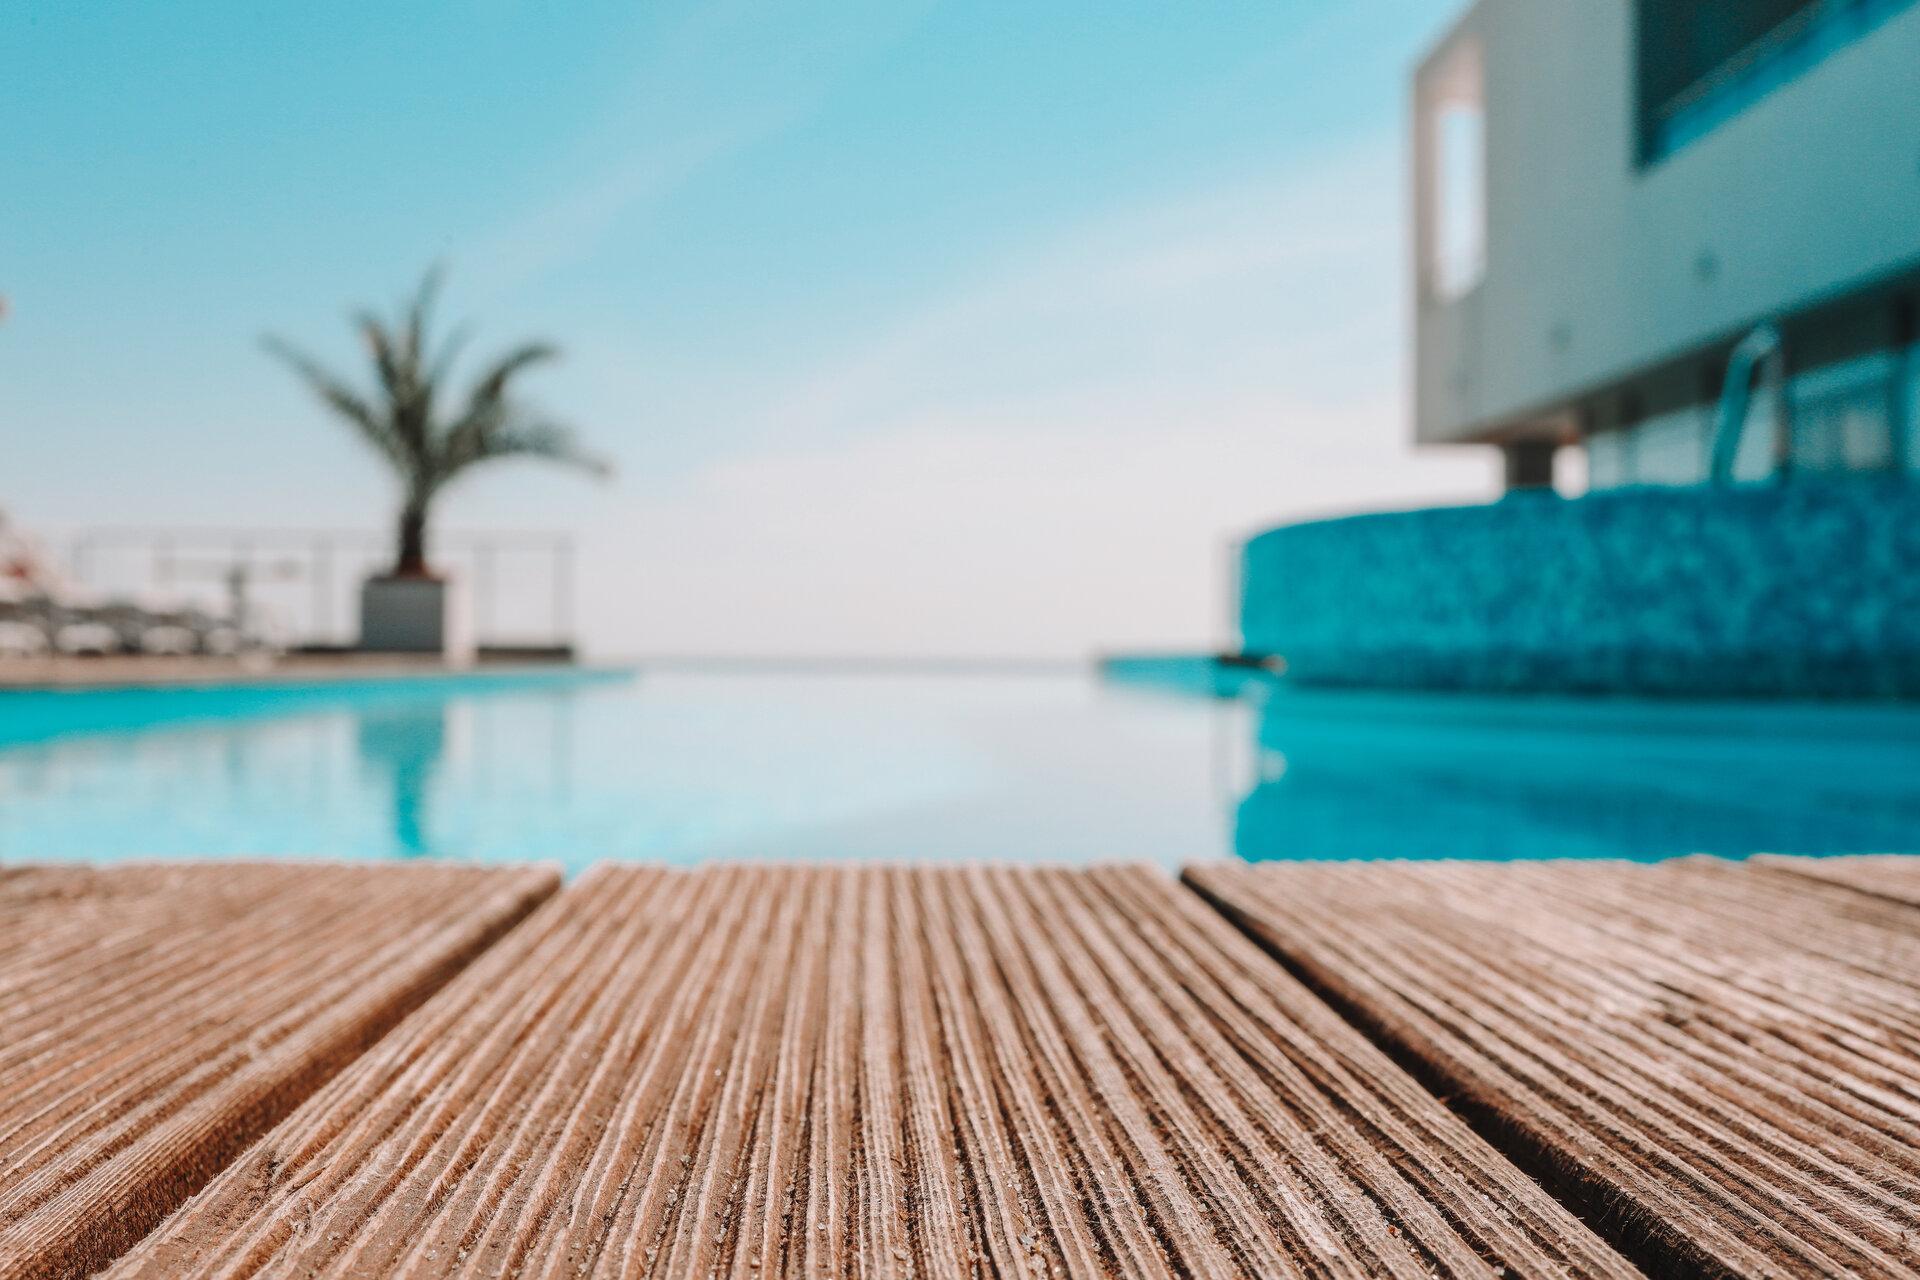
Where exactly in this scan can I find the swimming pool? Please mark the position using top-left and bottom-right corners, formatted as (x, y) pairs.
(2, 665), (1916, 872)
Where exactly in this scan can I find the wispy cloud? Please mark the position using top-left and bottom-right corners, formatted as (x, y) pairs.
(589, 386), (1490, 659)
(575, 137), (1495, 658)
(459, 1), (936, 294)
(740, 136), (1410, 446)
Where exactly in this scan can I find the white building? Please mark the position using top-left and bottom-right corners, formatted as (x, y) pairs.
(1412, 0), (1920, 490)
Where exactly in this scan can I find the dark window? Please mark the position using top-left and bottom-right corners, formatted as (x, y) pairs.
(1639, 0), (1821, 116)
(1636, 0), (1917, 164)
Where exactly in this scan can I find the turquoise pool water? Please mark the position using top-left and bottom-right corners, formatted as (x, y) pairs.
(2, 666), (1916, 872)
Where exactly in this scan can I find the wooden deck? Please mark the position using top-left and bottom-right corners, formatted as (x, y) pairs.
(4, 856), (1920, 1277)
(0, 863), (556, 1280)
(1189, 855), (1920, 1278)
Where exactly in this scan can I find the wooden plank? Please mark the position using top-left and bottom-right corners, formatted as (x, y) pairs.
(1188, 856), (1920, 1278)
(1757, 851), (1920, 909)
(111, 865), (1637, 1278)
(0, 861), (557, 1280)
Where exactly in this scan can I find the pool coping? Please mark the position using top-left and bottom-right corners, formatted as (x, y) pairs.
(0, 656), (635, 695)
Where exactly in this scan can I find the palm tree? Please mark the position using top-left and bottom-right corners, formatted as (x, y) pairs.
(265, 267), (609, 578)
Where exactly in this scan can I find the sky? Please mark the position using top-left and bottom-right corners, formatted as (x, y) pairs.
(1, 0), (1493, 660)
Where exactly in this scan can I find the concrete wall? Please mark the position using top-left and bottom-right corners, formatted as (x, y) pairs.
(1239, 477), (1920, 697)
(1414, 0), (1920, 444)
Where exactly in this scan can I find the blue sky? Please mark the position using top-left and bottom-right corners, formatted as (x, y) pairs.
(2, 0), (1491, 658)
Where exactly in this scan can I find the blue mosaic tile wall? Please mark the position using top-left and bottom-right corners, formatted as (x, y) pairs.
(1240, 477), (1920, 697)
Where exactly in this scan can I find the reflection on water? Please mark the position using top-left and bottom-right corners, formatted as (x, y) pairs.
(0, 679), (590, 863)
(1225, 677), (1920, 861)
(2, 665), (1917, 867)
(0, 672), (1231, 869)
(352, 702), (448, 856)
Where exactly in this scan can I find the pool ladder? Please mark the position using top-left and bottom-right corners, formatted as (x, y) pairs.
(1709, 322), (1785, 486)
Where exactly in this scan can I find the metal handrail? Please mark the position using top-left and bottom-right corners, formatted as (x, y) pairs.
(1710, 323), (1785, 486)
(58, 527), (575, 647)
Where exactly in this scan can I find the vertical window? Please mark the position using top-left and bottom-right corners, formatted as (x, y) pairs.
(1421, 39), (1486, 300)
(1631, 407), (1712, 486)
(1904, 342), (1920, 472)
(1729, 394), (1782, 483)
(1899, 300), (1919, 471)
(1790, 355), (1896, 474)
(1586, 431), (1629, 490)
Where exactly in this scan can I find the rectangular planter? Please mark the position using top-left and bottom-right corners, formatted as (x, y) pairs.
(359, 575), (473, 663)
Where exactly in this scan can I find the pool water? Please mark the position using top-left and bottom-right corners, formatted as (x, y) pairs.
(2, 666), (1916, 873)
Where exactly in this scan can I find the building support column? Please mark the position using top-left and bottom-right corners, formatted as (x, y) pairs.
(1501, 440), (1558, 491)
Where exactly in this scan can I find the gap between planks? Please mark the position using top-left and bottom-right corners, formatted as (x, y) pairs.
(0, 862), (558, 1280)
(1187, 854), (1920, 1280)
(107, 864), (1637, 1279)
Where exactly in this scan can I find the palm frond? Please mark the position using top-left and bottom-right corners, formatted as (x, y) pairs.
(357, 311), (435, 461)
(485, 414), (614, 477)
(463, 341), (560, 417)
(354, 313), (411, 408)
(266, 268), (608, 576)
(404, 264), (446, 370)
(443, 404), (612, 481)
(260, 335), (406, 468)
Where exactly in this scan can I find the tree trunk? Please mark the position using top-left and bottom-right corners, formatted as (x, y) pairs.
(394, 504), (430, 578)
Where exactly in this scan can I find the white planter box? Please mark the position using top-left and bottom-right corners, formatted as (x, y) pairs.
(359, 575), (474, 664)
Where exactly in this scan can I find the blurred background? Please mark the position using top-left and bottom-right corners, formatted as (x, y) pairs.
(4, 0), (1917, 866)
(2, 1), (1499, 661)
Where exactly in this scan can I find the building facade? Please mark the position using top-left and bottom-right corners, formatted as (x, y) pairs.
(1413, 0), (1920, 490)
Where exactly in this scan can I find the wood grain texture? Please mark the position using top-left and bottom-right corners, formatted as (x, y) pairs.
(0, 861), (557, 1280)
(111, 865), (1636, 1279)
(1187, 855), (1920, 1279)
(1757, 851), (1920, 909)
